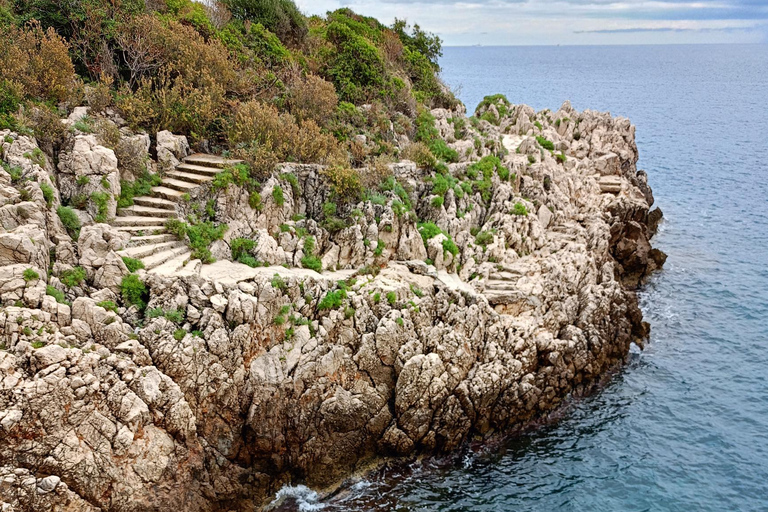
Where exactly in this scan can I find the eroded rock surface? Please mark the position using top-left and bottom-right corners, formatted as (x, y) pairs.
(0, 100), (664, 511)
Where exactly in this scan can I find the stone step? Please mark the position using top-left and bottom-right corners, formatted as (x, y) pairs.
(143, 245), (191, 270)
(127, 234), (177, 246)
(114, 225), (166, 235)
(113, 216), (167, 227)
(151, 186), (185, 201)
(133, 196), (177, 211)
(118, 205), (178, 219)
(184, 153), (243, 169)
(119, 241), (185, 260)
(484, 280), (519, 291)
(165, 170), (215, 185)
(160, 178), (198, 193)
(176, 163), (222, 176)
(147, 249), (192, 273)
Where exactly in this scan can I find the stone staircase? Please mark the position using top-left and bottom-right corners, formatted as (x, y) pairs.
(115, 153), (242, 274)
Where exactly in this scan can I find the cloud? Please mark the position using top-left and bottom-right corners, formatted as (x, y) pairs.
(294, 0), (768, 44)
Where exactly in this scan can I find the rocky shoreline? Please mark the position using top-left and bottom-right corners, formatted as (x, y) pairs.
(0, 98), (664, 511)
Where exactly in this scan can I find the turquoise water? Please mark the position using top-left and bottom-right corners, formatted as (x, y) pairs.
(277, 44), (768, 511)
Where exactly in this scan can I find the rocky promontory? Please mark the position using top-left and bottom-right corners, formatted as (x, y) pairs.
(0, 95), (664, 510)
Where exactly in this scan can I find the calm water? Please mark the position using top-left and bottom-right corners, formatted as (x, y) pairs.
(275, 44), (768, 511)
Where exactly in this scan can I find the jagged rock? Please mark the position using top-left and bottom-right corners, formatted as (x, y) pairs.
(156, 130), (190, 171)
(77, 223), (130, 269)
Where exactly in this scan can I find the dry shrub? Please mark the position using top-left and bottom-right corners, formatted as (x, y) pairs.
(234, 141), (279, 180)
(119, 72), (226, 138)
(346, 138), (369, 167)
(381, 29), (404, 66)
(86, 74), (115, 113)
(94, 119), (121, 149)
(286, 74), (338, 125)
(19, 103), (67, 148)
(401, 141), (436, 169)
(0, 21), (76, 104)
(115, 15), (167, 88)
(115, 136), (149, 177)
(292, 120), (346, 165)
(362, 154), (394, 189)
(320, 165), (362, 202)
(228, 100), (346, 166)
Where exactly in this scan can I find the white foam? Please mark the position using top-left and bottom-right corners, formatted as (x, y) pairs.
(266, 484), (326, 511)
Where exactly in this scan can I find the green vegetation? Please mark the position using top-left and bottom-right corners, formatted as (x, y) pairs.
(118, 172), (161, 208)
(512, 202), (529, 216)
(300, 236), (322, 273)
(91, 191), (110, 222)
(56, 206), (81, 240)
(555, 152), (567, 164)
(76, 175), (90, 186)
(40, 182), (54, 207)
(121, 256), (145, 273)
(173, 329), (187, 341)
(46, 286), (68, 305)
(22, 268), (39, 282)
(318, 288), (347, 310)
(231, 237), (261, 267)
(418, 221), (460, 258)
(165, 218), (227, 264)
(374, 239), (385, 257)
(59, 266), (85, 288)
(464, 155), (510, 204)
(271, 274), (287, 290)
(146, 308), (185, 323)
(535, 135), (554, 151)
(386, 291), (397, 305)
(96, 300), (118, 312)
(474, 230), (494, 247)
(272, 185), (285, 206)
(121, 274), (148, 311)
(414, 108), (459, 164)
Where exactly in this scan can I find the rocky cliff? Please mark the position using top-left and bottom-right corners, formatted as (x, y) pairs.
(0, 98), (664, 511)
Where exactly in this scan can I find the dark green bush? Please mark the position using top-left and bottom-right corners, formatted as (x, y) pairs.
(121, 274), (148, 310)
(57, 206), (81, 240)
(122, 256), (145, 273)
(40, 182), (54, 207)
(318, 289), (346, 310)
(512, 202), (529, 216)
(60, 266), (85, 288)
(46, 285), (68, 305)
(23, 268), (39, 282)
(91, 191), (110, 222)
(118, 172), (162, 208)
(475, 230), (494, 247)
(300, 236), (322, 273)
(535, 136), (554, 151)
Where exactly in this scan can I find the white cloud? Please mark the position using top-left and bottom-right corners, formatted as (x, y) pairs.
(293, 0), (767, 45)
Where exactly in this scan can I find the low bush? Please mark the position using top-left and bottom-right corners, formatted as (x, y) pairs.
(91, 191), (110, 223)
(57, 206), (81, 240)
(512, 202), (528, 216)
(300, 236), (322, 273)
(46, 286), (68, 305)
(23, 268), (39, 282)
(121, 274), (148, 310)
(272, 185), (285, 206)
(122, 256), (145, 273)
(60, 267), (85, 288)
(535, 135), (554, 151)
(118, 172), (161, 208)
(474, 230), (494, 247)
(318, 289), (346, 310)
(386, 291), (397, 305)
(96, 300), (118, 312)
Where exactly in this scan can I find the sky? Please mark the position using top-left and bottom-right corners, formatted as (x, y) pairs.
(294, 0), (768, 45)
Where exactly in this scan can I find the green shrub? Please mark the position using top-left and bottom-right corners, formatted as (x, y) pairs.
(23, 268), (39, 282)
(431, 196), (444, 208)
(271, 274), (287, 290)
(318, 289), (347, 310)
(173, 328), (187, 341)
(46, 286), (68, 305)
(76, 175), (90, 186)
(528, 154), (536, 164)
(442, 237), (459, 257)
(272, 185), (284, 206)
(512, 202), (529, 216)
(414, 108), (458, 163)
(417, 221), (442, 242)
(373, 292), (381, 304)
(535, 136), (554, 151)
(57, 206), (81, 240)
(91, 191), (110, 222)
(186, 221), (228, 263)
(60, 267), (86, 288)
(40, 182), (54, 207)
(118, 172), (161, 208)
(122, 256), (145, 273)
(374, 239), (385, 257)
(231, 237), (256, 264)
(475, 230), (494, 247)
(165, 219), (188, 239)
(249, 191), (262, 210)
(555, 152), (567, 164)
(121, 274), (148, 310)
(96, 300), (118, 312)
(386, 291), (397, 305)
(300, 236), (322, 273)
(223, 0), (308, 42)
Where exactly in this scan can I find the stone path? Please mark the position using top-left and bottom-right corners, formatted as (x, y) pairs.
(114, 153), (242, 274)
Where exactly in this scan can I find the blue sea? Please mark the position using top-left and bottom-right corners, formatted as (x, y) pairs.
(278, 44), (768, 511)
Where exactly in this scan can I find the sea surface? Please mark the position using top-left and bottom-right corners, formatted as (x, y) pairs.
(272, 44), (768, 511)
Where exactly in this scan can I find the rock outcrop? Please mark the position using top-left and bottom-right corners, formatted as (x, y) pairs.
(0, 99), (664, 511)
